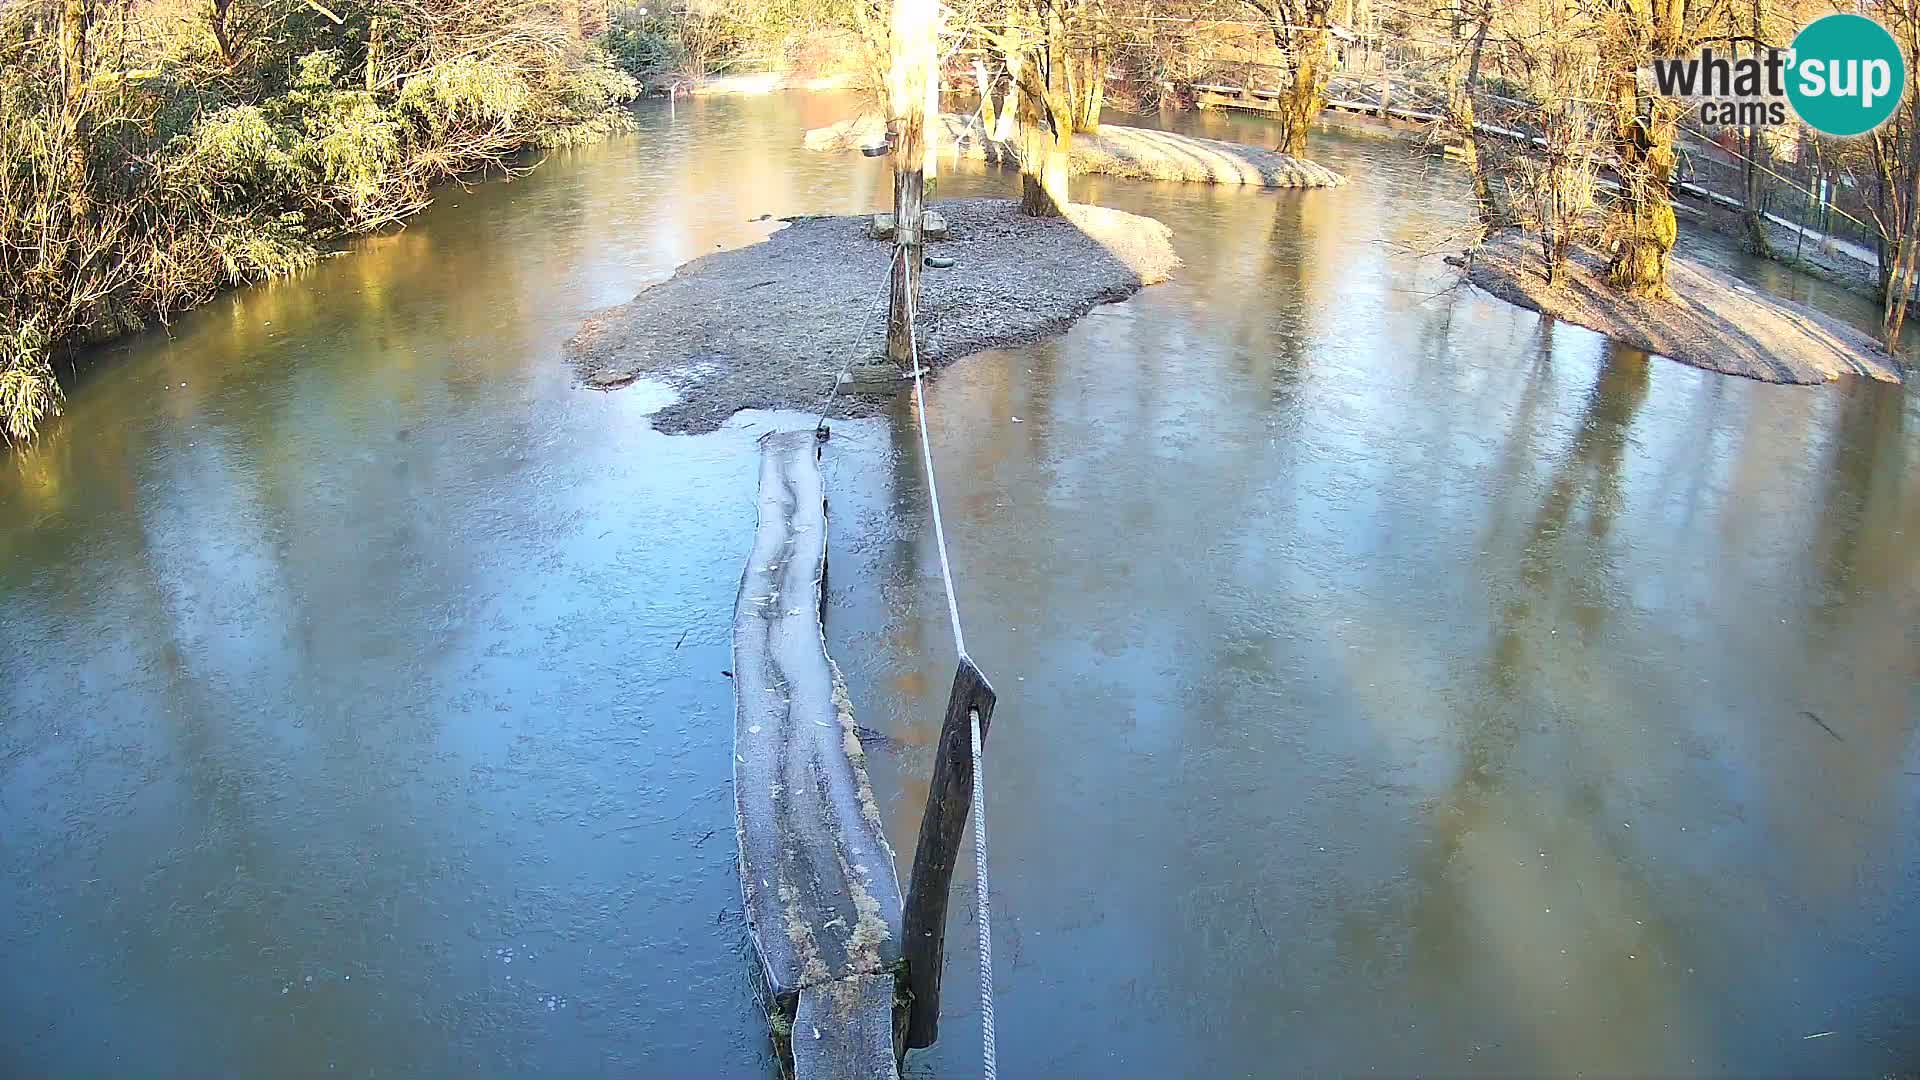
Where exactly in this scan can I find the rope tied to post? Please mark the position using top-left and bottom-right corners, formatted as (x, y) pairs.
(893, 243), (997, 1080)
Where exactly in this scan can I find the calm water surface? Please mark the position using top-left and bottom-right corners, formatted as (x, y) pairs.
(3, 93), (1917, 1077)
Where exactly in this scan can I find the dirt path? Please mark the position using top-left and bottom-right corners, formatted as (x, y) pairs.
(567, 197), (1179, 433)
(1465, 232), (1904, 385)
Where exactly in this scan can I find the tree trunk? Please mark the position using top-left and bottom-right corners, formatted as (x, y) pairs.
(1884, 231), (1915, 351)
(1069, 47), (1104, 132)
(59, 0), (92, 230)
(1277, 27), (1329, 158)
(994, 34), (1022, 142)
(1883, 101), (1920, 350)
(1882, 184), (1916, 350)
(1742, 122), (1771, 256)
(1740, 0), (1771, 256)
(1017, 0), (1071, 217)
(1873, 128), (1898, 293)
(992, 0), (1022, 143)
(209, 0), (235, 64)
(1604, 1), (1691, 297)
(975, 58), (998, 135)
(1450, 0), (1494, 225)
(1880, 19), (1920, 352)
(366, 15), (382, 91)
(1017, 67), (1069, 215)
(1606, 75), (1679, 297)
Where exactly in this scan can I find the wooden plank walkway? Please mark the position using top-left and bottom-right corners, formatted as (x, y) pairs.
(733, 429), (905, 1080)
(1195, 82), (1443, 124)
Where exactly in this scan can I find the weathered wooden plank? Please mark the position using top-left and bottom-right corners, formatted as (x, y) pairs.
(733, 429), (904, 1080)
(901, 656), (998, 1049)
(793, 975), (902, 1080)
(867, 211), (951, 241)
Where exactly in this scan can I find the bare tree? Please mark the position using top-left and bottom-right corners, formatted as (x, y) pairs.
(1442, 0), (1496, 223)
(1063, 0), (1111, 131)
(1506, 0), (1607, 281)
(1869, 0), (1920, 350)
(1739, 0), (1772, 255)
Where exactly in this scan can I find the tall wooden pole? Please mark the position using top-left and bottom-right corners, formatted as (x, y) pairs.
(886, 0), (937, 369)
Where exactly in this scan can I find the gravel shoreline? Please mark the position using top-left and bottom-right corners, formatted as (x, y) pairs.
(567, 197), (1180, 433)
(1464, 232), (1904, 386)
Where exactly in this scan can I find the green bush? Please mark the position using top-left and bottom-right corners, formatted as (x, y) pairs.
(532, 55), (641, 145)
(602, 19), (688, 82)
(398, 54), (531, 132)
(173, 105), (299, 198)
(0, 2), (640, 444)
(0, 321), (57, 445)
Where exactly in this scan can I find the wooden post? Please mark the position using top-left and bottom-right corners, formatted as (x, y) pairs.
(886, 0), (937, 369)
(885, 112), (925, 369)
(901, 657), (997, 1049)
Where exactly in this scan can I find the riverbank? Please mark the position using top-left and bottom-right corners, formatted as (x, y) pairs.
(1686, 199), (1910, 301)
(804, 113), (1345, 188)
(1463, 232), (1904, 385)
(0, 5), (638, 445)
(567, 197), (1179, 432)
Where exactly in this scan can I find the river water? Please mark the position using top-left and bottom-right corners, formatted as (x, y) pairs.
(3, 93), (1916, 1077)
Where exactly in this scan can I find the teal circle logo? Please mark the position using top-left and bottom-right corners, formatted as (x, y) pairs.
(1787, 14), (1905, 136)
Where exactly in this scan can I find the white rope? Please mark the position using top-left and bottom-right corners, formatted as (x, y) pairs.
(969, 705), (997, 1080)
(900, 244), (968, 660)
(894, 242), (994, 1079)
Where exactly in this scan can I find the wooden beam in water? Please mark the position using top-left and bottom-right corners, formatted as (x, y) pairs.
(1193, 84), (1250, 111)
(901, 656), (998, 1049)
(733, 429), (905, 1080)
